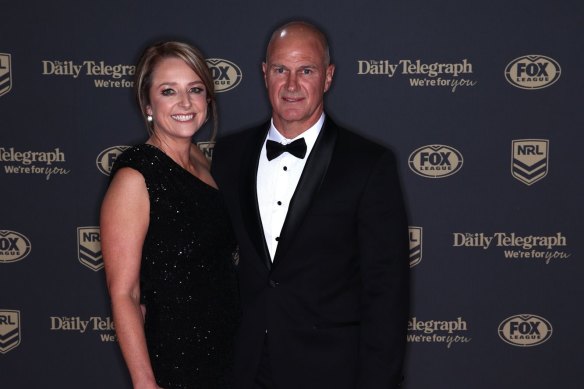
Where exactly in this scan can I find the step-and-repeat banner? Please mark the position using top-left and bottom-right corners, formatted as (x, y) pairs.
(1, 1), (582, 388)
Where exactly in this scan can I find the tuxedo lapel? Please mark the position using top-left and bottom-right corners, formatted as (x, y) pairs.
(272, 118), (339, 267)
(239, 123), (273, 271)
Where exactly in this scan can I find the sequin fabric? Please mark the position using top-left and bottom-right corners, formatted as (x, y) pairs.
(111, 144), (240, 389)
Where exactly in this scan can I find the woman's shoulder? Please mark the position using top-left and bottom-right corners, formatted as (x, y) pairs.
(111, 144), (160, 178)
(116, 144), (158, 163)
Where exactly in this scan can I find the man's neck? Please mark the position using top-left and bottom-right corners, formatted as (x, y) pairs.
(272, 113), (324, 140)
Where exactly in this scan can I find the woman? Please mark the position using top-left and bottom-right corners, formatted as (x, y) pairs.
(101, 41), (239, 389)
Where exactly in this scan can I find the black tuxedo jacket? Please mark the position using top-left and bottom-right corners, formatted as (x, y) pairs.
(212, 117), (409, 389)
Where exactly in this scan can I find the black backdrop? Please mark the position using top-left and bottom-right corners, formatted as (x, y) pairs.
(1, 1), (583, 388)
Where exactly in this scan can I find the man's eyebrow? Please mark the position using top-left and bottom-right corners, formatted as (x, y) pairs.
(269, 64), (317, 69)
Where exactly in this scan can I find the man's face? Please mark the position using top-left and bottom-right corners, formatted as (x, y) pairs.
(262, 31), (334, 137)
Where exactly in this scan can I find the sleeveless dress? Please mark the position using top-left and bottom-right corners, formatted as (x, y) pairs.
(111, 144), (240, 389)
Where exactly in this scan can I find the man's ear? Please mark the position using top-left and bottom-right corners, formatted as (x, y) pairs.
(324, 64), (335, 92)
(262, 62), (268, 88)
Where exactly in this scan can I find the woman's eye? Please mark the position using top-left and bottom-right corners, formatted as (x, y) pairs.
(190, 87), (204, 94)
(161, 88), (175, 96)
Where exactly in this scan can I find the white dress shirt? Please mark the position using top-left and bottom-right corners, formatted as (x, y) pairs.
(256, 114), (325, 261)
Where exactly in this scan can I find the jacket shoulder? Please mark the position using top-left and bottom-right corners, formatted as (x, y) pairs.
(212, 123), (268, 177)
(216, 123), (267, 147)
(333, 124), (396, 164)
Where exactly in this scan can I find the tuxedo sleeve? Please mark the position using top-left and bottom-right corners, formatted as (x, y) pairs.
(356, 149), (410, 389)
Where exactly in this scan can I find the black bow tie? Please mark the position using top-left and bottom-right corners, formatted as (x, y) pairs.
(266, 138), (307, 161)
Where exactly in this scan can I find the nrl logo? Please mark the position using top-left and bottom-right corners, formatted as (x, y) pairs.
(77, 227), (103, 271)
(0, 310), (21, 354)
(0, 53), (12, 97)
(409, 227), (422, 267)
(511, 139), (549, 185)
(197, 141), (215, 161)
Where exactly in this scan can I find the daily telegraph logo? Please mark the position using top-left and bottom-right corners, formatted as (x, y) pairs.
(357, 58), (477, 92)
(0, 53), (12, 97)
(41, 60), (135, 88)
(0, 147), (70, 180)
(409, 227), (422, 267)
(206, 58), (242, 93)
(50, 315), (116, 342)
(452, 232), (571, 264)
(498, 314), (552, 347)
(0, 310), (21, 354)
(407, 317), (471, 348)
(197, 141), (215, 161)
(512, 139), (548, 185)
(408, 145), (463, 178)
(505, 55), (561, 90)
(96, 146), (130, 176)
(77, 227), (103, 271)
(0, 230), (31, 263)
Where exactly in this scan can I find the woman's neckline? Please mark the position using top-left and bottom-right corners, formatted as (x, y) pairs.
(142, 143), (218, 191)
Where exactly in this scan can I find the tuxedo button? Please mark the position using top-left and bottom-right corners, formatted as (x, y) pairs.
(268, 279), (279, 288)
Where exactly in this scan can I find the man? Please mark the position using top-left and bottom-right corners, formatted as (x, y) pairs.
(212, 21), (409, 389)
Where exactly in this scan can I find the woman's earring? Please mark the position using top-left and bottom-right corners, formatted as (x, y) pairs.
(147, 115), (153, 122)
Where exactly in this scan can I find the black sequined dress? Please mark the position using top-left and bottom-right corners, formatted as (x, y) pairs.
(111, 144), (240, 389)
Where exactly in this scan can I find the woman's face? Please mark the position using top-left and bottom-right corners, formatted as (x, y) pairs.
(146, 57), (208, 141)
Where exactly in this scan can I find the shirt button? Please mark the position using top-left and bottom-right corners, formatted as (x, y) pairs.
(283, 166), (288, 171)
(275, 237), (280, 241)
(277, 201), (282, 206)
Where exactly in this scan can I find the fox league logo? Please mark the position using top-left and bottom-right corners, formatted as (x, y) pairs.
(505, 55), (561, 90)
(206, 58), (242, 92)
(77, 227), (103, 271)
(0, 310), (21, 354)
(0, 230), (32, 263)
(0, 53), (12, 97)
(408, 145), (463, 178)
(409, 227), (422, 267)
(96, 146), (130, 176)
(511, 139), (549, 185)
(498, 314), (552, 347)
